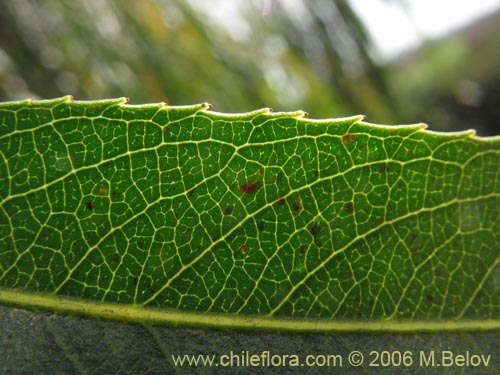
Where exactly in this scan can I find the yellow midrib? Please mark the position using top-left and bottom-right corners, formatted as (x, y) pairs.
(1, 288), (499, 333)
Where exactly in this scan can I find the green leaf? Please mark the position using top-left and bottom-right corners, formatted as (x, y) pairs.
(0, 96), (499, 331)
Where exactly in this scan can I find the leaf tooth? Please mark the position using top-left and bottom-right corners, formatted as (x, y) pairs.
(113, 97), (130, 106)
(409, 122), (428, 131)
(264, 109), (307, 118)
(63, 94), (74, 103)
(182, 102), (212, 112)
(465, 129), (477, 138)
(75, 97), (129, 106)
(44, 95), (74, 104)
(23, 96), (75, 106)
(345, 114), (366, 124)
(422, 127), (480, 139)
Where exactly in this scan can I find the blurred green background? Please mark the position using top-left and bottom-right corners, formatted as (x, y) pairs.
(1, 0), (499, 135)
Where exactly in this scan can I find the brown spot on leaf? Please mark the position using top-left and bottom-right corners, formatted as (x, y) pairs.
(310, 222), (323, 247)
(276, 197), (286, 205)
(85, 201), (94, 210)
(344, 202), (354, 214)
(276, 172), (285, 184)
(292, 200), (303, 216)
(310, 222), (320, 237)
(224, 205), (234, 215)
(379, 163), (388, 174)
(240, 180), (260, 194)
(342, 133), (359, 146)
(240, 244), (248, 254)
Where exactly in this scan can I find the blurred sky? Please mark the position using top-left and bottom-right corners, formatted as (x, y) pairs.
(349, 0), (500, 61)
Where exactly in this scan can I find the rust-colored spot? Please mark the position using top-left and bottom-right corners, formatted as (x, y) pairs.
(292, 200), (303, 216)
(342, 133), (358, 146)
(257, 169), (264, 175)
(276, 197), (286, 205)
(240, 180), (260, 194)
(240, 244), (248, 254)
(224, 205), (234, 215)
(85, 201), (94, 210)
(98, 187), (108, 196)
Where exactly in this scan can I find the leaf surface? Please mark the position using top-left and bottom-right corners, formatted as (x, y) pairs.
(0, 97), (499, 330)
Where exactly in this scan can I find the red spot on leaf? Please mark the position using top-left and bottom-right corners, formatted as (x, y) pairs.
(240, 180), (260, 194)
(240, 244), (248, 254)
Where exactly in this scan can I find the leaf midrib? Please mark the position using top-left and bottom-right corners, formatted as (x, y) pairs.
(1, 288), (500, 332)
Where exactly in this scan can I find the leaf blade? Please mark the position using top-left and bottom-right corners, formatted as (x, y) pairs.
(0, 98), (499, 327)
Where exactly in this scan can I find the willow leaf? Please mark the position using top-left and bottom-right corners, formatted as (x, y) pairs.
(0, 96), (498, 331)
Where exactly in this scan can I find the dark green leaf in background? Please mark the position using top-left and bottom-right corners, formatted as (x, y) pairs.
(0, 97), (499, 330)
